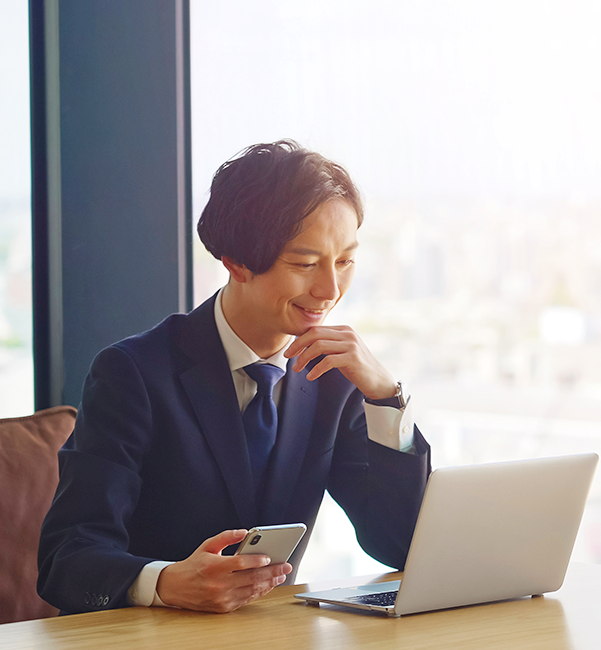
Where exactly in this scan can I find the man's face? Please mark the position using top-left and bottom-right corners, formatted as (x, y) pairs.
(242, 199), (359, 348)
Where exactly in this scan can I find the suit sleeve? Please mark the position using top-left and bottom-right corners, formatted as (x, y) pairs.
(326, 388), (431, 570)
(37, 345), (157, 613)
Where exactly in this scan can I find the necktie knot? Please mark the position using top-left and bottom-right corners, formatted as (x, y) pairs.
(243, 363), (284, 397)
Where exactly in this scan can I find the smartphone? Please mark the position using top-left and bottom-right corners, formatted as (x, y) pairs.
(234, 523), (307, 564)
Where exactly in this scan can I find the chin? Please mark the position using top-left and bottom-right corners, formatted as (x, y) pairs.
(284, 325), (309, 337)
(282, 311), (329, 338)
(282, 322), (314, 338)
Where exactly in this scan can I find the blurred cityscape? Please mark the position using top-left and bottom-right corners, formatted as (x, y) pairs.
(0, 202), (33, 418)
(333, 196), (601, 574)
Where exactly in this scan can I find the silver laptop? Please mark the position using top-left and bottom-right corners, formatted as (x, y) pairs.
(296, 453), (598, 617)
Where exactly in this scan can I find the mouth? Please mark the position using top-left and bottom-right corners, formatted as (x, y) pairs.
(294, 305), (329, 317)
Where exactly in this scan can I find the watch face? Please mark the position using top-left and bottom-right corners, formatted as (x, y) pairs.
(395, 382), (409, 408)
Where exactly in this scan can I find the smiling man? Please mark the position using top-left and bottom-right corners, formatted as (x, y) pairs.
(38, 141), (431, 615)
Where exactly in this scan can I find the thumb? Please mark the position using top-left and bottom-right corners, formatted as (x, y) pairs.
(199, 529), (247, 556)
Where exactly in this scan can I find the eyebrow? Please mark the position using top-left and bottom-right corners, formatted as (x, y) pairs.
(287, 242), (359, 256)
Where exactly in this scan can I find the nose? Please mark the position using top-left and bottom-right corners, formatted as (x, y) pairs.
(310, 264), (340, 303)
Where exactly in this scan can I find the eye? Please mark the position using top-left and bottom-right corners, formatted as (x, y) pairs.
(296, 263), (316, 269)
(337, 259), (355, 267)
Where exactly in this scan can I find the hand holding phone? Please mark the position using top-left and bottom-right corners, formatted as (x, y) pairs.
(234, 523), (307, 565)
(156, 528), (294, 614)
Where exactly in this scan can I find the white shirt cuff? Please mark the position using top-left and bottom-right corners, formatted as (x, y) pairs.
(364, 397), (415, 453)
(127, 561), (175, 607)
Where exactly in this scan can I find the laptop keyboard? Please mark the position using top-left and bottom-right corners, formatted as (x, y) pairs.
(345, 591), (397, 607)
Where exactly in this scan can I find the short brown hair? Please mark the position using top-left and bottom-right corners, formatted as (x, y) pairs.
(197, 140), (363, 274)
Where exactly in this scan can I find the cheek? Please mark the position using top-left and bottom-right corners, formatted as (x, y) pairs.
(264, 280), (302, 311)
(280, 275), (308, 302)
(337, 270), (355, 296)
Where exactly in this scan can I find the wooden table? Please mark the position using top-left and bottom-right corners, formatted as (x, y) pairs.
(2, 562), (600, 649)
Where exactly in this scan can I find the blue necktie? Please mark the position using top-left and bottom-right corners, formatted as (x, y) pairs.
(242, 363), (285, 489)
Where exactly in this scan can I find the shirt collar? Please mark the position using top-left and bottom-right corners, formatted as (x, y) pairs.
(214, 287), (289, 373)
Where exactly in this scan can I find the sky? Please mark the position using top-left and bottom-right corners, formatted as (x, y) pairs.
(190, 0), (601, 207)
(2, 1), (600, 209)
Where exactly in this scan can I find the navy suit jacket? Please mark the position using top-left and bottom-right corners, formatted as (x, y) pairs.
(38, 294), (431, 614)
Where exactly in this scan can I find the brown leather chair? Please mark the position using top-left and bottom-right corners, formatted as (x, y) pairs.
(0, 406), (76, 624)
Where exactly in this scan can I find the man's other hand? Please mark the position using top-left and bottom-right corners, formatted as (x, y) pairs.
(155, 529), (292, 613)
(285, 325), (397, 400)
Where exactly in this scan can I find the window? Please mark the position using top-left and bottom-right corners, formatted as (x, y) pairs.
(190, 0), (601, 581)
(0, 4), (33, 418)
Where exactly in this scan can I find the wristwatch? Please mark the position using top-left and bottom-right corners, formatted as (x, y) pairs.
(365, 381), (410, 409)
(394, 381), (410, 409)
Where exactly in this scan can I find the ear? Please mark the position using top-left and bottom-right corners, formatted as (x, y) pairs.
(221, 256), (252, 283)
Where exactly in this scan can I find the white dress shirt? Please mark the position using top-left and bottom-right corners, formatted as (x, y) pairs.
(128, 288), (414, 606)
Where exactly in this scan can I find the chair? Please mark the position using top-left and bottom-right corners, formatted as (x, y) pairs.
(0, 405), (77, 624)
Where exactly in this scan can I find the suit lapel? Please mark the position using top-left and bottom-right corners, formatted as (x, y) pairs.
(177, 295), (257, 525)
(262, 361), (319, 523)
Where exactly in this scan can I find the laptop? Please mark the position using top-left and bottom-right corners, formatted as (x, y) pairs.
(295, 453), (598, 617)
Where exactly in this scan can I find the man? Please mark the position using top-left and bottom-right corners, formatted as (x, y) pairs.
(38, 140), (431, 614)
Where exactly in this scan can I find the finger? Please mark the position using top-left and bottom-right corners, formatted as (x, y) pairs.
(199, 529), (248, 555)
(279, 562), (293, 575)
(226, 561), (292, 593)
(223, 576), (284, 611)
(190, 576), (280, 615)
(284, 326), (350, 358)
(228, 553), (272, 572)
(231, 564), (292, 597)
(305, 354), (343, 381)
(231, 560), (293, 579)
(292, 339), (348, 373)
(246, 571), (289, 595)
(244, 565), (292, 594)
